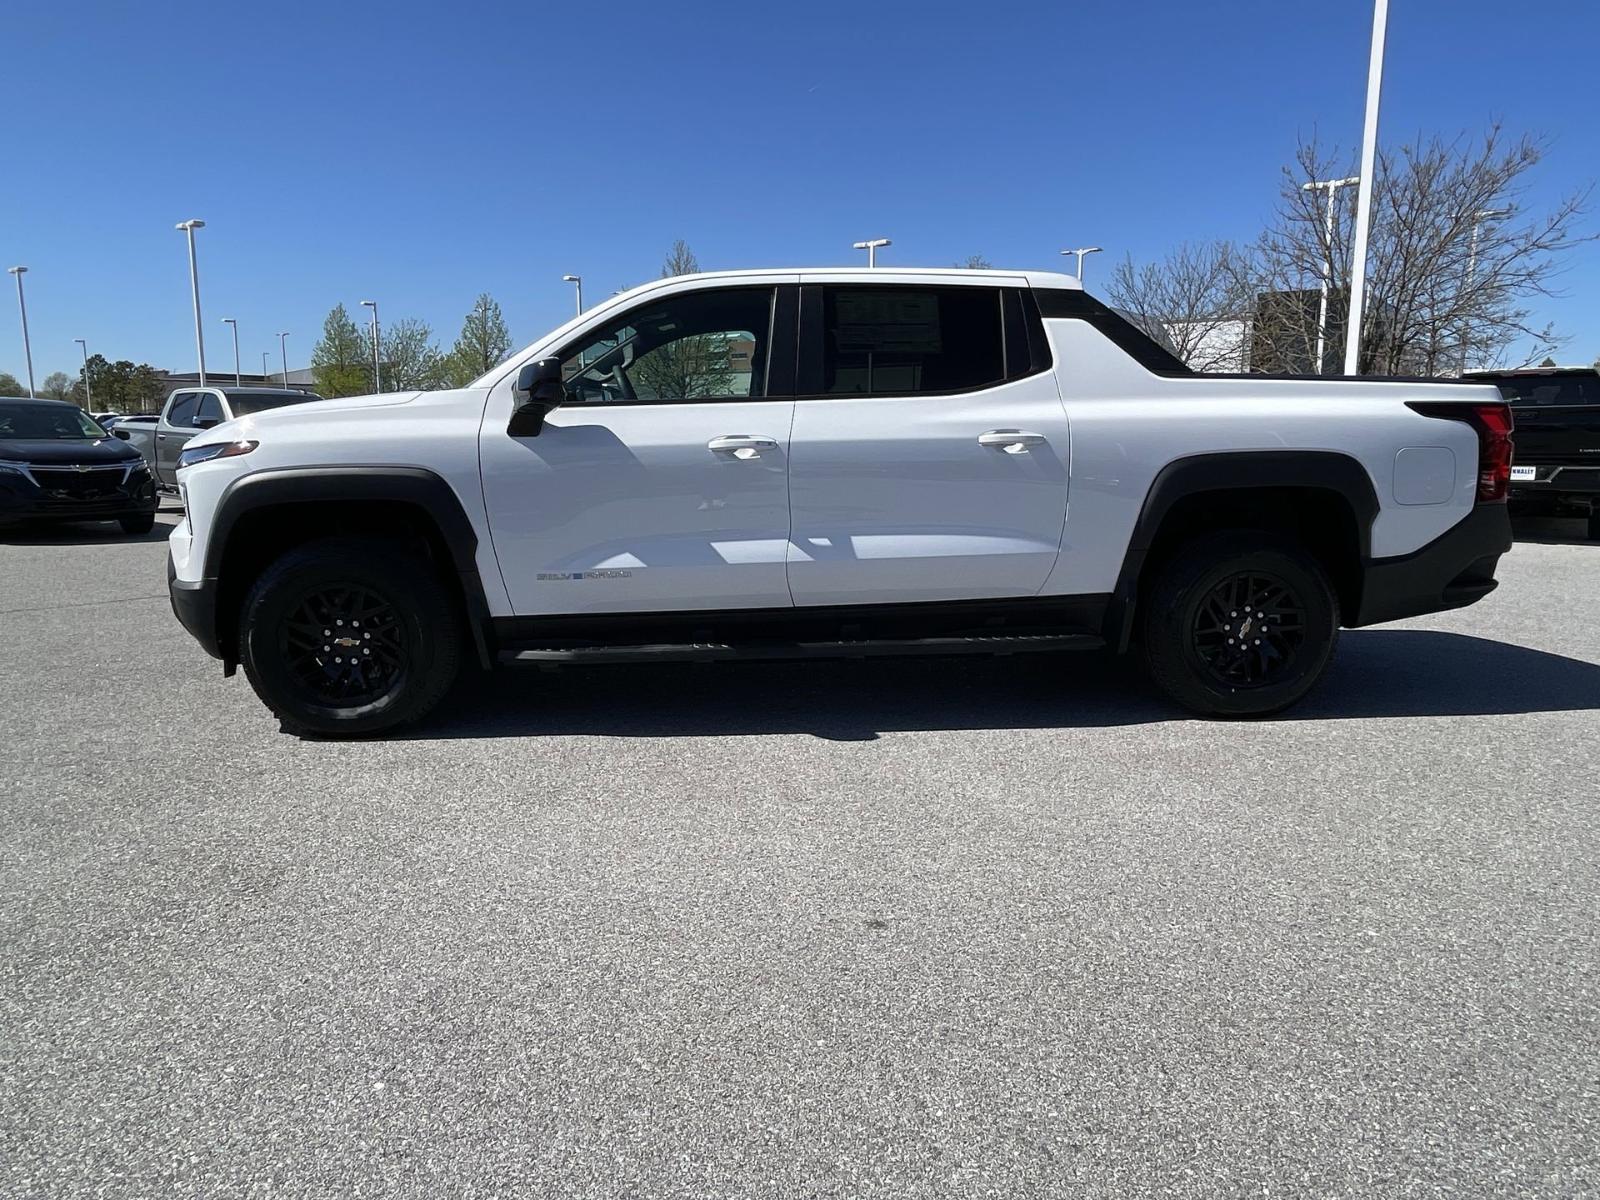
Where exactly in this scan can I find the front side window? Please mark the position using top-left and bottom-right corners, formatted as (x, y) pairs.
(194, 393), (225, 426)
(558, 287), (774, 405)
(166, 392), (199, 427)
(229, 391), (323, 417)
(820, 286), (1006, 396)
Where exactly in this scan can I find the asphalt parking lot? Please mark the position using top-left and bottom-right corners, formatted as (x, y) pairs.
(3, 508), (1598, 1198)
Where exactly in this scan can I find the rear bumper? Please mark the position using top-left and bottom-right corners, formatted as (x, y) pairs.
(168, 557), (224, 661)
(1508, 465), (1600, 509)
(1352, 504), (1512, 627)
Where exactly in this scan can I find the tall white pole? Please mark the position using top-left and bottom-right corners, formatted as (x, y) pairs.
(8, 267), (34, 397)
(176, 220), (207, 385)
(222, 318), (241, 386)
(361, 300), (381, 392)
(1302, 176), (1359, 374)
(562, 275), (583, 315)
(75, 338), (91, 409)
(1343, 0), (1388, 376)
(853, 238), (890, 267)
(262, 351), (270, 381)
(278, 332), (290, 387)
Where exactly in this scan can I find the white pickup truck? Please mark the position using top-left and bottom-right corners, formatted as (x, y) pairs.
(166, 268), (1513, 735)
(115, 386), (323, 488)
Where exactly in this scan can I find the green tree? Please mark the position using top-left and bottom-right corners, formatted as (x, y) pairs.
(382, 318), (447, 391)
(0, 371), (23, 396)
(312, 304), (371, 397)
(444, 294), (512, 386)
(67, 355), (165, 412)
(661, 239), (700, 278)
(41, 371), (74, 403)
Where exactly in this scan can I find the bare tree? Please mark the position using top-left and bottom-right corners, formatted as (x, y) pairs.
(955, 255), (993, 269)
(381, 318), (446, 391)
(1251, 128), (1592, 375)
(661, 239), (700, 278)
(1103, 241), (1256, 372)
(41, 371), (74, 402)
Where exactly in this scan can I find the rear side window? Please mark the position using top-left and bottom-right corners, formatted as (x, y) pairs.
(229, 391), (321, 417)
(166, 392), (199, 427)
(818, 285), (1007, 396)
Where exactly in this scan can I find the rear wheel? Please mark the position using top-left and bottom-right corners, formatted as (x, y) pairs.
(239, 539), (461, 736)
(1142, 531), (1339, 718)
(119, 513), (155, 535)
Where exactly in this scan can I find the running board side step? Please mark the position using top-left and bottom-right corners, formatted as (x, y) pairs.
(501, 633), (1104, 666)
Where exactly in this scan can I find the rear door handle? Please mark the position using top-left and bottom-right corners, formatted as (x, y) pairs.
(707, 434), (779, 455)
(978, 429), (1047, 453)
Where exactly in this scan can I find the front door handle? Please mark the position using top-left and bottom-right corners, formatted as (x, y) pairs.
(156, 433), (168, 441)
(978, 429), (1047, 453)
(707, 434), (779, 456)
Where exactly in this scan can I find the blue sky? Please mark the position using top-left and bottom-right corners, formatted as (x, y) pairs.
(3, 0), (1597, 381)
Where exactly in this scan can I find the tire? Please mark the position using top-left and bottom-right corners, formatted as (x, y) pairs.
(1587, 509), (1600, 541)
(119, 513), (156, 535)
(1142, 530), (1339, 718)
(238, 538), (461, 736)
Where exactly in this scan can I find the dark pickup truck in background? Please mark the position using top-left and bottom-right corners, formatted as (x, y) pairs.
(1468, 367), (1600, 539)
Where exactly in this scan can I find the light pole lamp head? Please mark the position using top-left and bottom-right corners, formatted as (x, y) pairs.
(852, 239), (890, 251)
(562, 274), (581, 283)
(175, 219), (205, 231)
(360, 299), (376, 308)
(7, 265), (27, 276)
(221, 317), (236, 326)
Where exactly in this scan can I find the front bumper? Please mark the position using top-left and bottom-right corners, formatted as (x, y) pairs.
(1352, 504), (1512, 627)
(0, 470), (158, 522)
(168, 557), (224, 661)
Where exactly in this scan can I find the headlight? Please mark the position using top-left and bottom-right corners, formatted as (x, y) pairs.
(125, 458), (149, 474)
(177, 440), (258, 470)
(0, 459), (33, 477)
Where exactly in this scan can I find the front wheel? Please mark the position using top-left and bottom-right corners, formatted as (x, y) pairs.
(239, 539), (461, 736)
(1142, 531), (1339, 718)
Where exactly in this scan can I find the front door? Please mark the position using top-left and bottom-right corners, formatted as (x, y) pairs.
(156, 391), (202, 482)
(786, 282), (1070, 606)
(481, 282), (799, 615)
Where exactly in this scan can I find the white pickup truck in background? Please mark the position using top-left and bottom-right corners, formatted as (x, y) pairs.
(114, 386), (323, 488)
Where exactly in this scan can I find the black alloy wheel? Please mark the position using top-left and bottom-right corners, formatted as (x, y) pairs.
(1142, 530), (1338, 718)
(239, 539), (461, 736)
(1189, 571), (1307, 690)
(281, 584), (407, 708)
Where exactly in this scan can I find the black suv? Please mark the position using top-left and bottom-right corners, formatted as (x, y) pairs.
(0, 398), (159, 534)
(1469, 367), (1600, 539)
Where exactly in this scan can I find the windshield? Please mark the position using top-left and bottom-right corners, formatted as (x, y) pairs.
(228, 391), (324, 417)
(0, 404), (108, 440)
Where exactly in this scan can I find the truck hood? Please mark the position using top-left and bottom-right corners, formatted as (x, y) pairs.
(0, 436), (145, 466)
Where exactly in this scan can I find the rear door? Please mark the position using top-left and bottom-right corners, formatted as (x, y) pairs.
(785, 281), (1070, 606)
(156, 391), (201, 483)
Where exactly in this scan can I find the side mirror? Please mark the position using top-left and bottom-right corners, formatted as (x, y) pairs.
(194, 417), (220, 430)
(508, 357), (565, 437)
(112, 429), (131, 441)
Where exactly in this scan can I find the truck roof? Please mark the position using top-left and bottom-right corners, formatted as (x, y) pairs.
(640, 267), (1085, 289)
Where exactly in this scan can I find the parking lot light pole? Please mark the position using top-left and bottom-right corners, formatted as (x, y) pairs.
(221, 318), (242, 386)
(852, 238), (890, 268)
(277, 332), (290, 388)
(8, 266), (35, 397)
(561, 275), (583, 315)
(261, 351), (269, 382)
(360, 300), (381, 392)
(1343, 0), (1389, 376)
(1059, 247), (1102, 281)
(75, 338), (91, 408)
(1461, 207), (1510, 373)
(175, 220), (207, 386)
(1301, 176), (1360, 373)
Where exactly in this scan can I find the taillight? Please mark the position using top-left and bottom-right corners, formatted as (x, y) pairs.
(1406, 401), (1515, 503)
